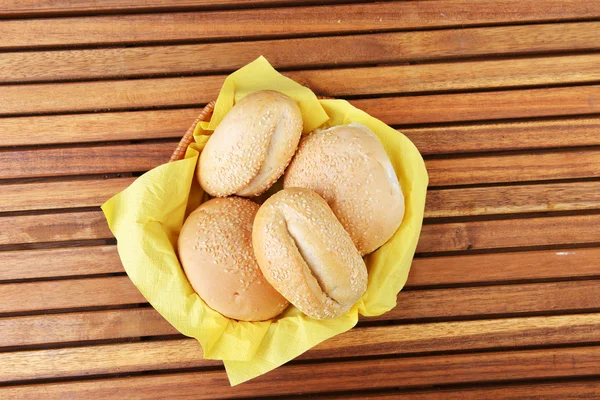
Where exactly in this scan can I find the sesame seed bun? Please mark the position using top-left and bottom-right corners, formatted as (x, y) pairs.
(198, 90), (303, 197)
(252, 188), (367, 320)
(177, 197), (288, 321)
(283, 123), (405, 255)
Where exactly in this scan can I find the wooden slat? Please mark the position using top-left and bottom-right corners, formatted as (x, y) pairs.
(4, 210), (599, 250)
(0, 339), (220, 383)
(0, 109), (198, 147)
(2, 239), (599, 288)
(2, 243), (599, 289)
(3, 312), (600, 382)
(3, 345), (600, 398)
(425, 181), (600, 217)
(2, 1), (599, 49)
(3, 112), (599, 155)
(2, 272), (599, 320)
(0, 212), (111, 245)
(0, 246), (123, 281)
(291, 54), (600, 97)
(0, 177), (135, 213)
(339, 381), (600, 400)
(5, 307), (600, 353)
(4, 176), (599, 218)
(0, 0), (360, 17)
(418, 214), (600, 253)
(0, 143), (173, 179)
(2, 22), (599, 83)
(3, 68), (600, 118)
(2, 145), (599, 185)
(381, 280), (600, 322)
(0, 77), (222, 116)
(408, 247), (600, 287)
(0, 308), (175, 347)
(0, 276), (145, 314)
(404, 117), (600, 155)
(426, 149), (600, 187)
(353, 85), (600, 125)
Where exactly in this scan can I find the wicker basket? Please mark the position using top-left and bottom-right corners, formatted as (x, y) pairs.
(169, 100), (217, 162)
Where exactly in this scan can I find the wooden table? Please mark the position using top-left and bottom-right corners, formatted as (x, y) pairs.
(1, 1), (600, 398)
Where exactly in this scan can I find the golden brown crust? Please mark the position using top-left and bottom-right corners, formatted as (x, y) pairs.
(198, 90), (303, 197)
(284, 123), (405, 255)
(177, 197), (288, 321)
(253, 188), (367, 320)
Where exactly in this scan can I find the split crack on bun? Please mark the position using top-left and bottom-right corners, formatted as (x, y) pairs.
(198, 90), (303, 198)
(252, 188), (368, 320)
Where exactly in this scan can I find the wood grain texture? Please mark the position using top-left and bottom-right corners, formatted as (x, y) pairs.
(0, 143), (173, 179)
(380, 280), (600, 322)
(0, 142), (600, 184)
(0, 178), (135, 213)
(0, 276), (144, 314)
(0, 77), (222, 116)
(2, 144), (599, 186)
(0, 339), (219, 383)
(338, 381), (600, 400)
(1, 1), (599, 49)
(3, 312), (600, 382)
(0, 0), (363, 16)
(4, 176), (598, 217)
(4, 308), (600, 354)
(418, 214), (600, 253)
(352, 85), (600, 125)
(0, 308), (175, 347)
(2, 273), (599, 320)
(291, 54), (600, 97)
(426, 149), (600, 187)
(1, 243), (599, 287)
(0, 109), (199, 147)
(425, 181), (600, 217)
(3, 69), (600, 118)
(0, 212), (111, 245)
(403, 117), (600, 155)
(4, 210), (599, 249)
(3, 111), (599, 155)
(0, 246), (123, 281)
(2, 22), (599, 83)
(408, 247), (600, 287)
(4, 345), (600, 398)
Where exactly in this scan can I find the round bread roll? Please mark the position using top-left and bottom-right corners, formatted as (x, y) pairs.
(253, 188), (368, 320)
(284, 123), (404, 255)
(198, 90), (303, 197)
(178, 197), (288, 321)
